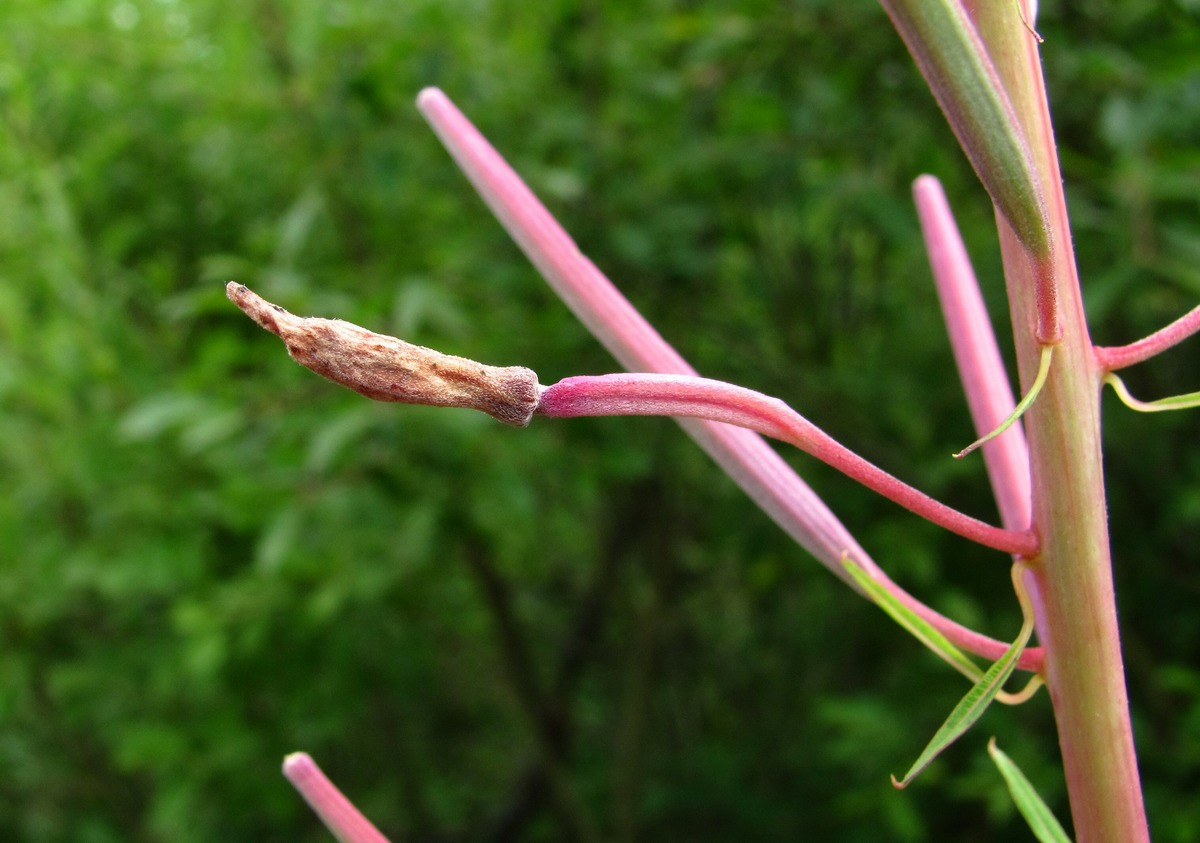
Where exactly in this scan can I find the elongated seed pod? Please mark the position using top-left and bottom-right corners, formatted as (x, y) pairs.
(227, 282), (540, 426)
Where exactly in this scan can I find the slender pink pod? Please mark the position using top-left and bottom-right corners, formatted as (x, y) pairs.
(914, 175), (1032, 532)
(283, 753), (391, 843)
(880, 0), (1060, 344)
(417, 87), (1044, 669)
(878, 0), (1051, 263)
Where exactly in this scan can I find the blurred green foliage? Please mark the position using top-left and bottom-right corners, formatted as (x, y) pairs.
(1, 1), (1197, 840)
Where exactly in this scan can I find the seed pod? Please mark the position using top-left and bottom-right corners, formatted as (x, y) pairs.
(227, 282), (541, 426)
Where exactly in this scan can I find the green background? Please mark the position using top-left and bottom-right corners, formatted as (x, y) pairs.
(2, 1), (1198, 840)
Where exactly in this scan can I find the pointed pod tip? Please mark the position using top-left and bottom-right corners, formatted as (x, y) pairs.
(282, 751), (315, 778)
(416, 87), (447, 112)
(225, 282), (288, 337)
(225, 280), (259, 314)
(912, 174), (941, 197)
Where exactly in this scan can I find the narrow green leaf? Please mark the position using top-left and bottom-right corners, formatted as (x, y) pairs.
(997, 673), (1044, 706)
(841, 555), (984, 683)
(988, 738), (1073, 843)
(955, 345), (1053, 459)
(1105, 373), (1200, 412)
(892, 563), (1035, 788)
(842, 555), (1043, 706)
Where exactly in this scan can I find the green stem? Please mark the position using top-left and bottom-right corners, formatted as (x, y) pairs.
(1011, 280), (1147, 843)
(964, 3), (1149, 839)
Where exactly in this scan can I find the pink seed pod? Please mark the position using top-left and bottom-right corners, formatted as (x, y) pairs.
(227, 282), (540, 426)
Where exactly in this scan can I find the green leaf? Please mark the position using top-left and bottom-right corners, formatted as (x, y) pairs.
(955, 345), (1053, 459)
(988, 738), (1073, 843)
(892, 563), (1036, 788)
(1105, 373), (1200, 412)
(841, 555), (984, 683)
(841, 554), (1043, 706)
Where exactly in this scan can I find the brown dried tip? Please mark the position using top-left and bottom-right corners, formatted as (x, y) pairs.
(226, 282), (541, 426)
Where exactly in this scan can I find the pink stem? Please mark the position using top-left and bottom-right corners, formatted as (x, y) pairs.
(539, 374), (1037, 557)
(1094, 304), (1200, 371)
(283, 753), (390, 843)
(417, 86), (1044, 671)
(963, 4), (1149, 835)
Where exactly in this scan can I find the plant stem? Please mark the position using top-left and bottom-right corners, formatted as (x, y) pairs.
(965, 3), (1149, 838)
(1095, 304), (1200, 371)
(1012, 278), (1147, 842)
(538, 373), (1036, 556)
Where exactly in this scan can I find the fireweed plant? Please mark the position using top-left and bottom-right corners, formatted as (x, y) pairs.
(229, 3), (1199, 841)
